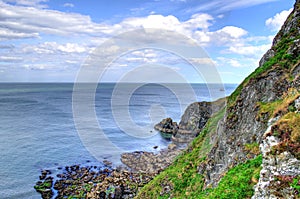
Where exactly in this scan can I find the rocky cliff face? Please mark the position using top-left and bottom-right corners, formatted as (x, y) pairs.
(154, 98), (226, 143)
(199, 1), (300, 197)
(136, 2), (300, 198)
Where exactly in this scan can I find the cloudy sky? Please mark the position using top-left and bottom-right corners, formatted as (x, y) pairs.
(0, 0), (295, 83)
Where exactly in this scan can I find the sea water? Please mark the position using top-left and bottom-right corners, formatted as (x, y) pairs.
(0, 83), (237, 198)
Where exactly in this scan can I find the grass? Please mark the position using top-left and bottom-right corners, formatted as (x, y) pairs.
(136, 108), (225, 199)
(227, 32), (300, 108)
(34, 181), (52, 191)
(271, 112), (300, 159)
(244, 143), (260, 155)
(136, 108), (263, 199)
(136, 15), (300, 198)
(257, 88), (300, 121)
(198, 155), (262, 199)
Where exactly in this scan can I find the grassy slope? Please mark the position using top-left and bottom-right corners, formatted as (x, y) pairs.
(228, 30), (300, 107)
(136, 108), (262, 199)
(137, 6), (300, 198)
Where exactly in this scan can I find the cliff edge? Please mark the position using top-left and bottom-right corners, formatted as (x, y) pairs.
(137, 0), (300, 198)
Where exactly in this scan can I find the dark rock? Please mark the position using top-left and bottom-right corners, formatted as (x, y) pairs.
(114, 186), (123, 199)
(103, 160), (112, 167)
(154, 117), (178, 134)
(99, 191), (106, 199)
(172, 98), (225, 143)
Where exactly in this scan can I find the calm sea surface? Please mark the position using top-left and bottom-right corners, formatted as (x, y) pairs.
(0, 83), (237, 198)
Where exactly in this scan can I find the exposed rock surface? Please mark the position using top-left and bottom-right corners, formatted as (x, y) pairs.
(35, 164), (156, 199)
(198, 0), (300, 192)
(154, 117), (178, 134)
(154, 98), (226, 143)
(172, 98), (226, 143)
(252, 112), (300, 199)
(171, 101), (212, 143)
(121, 147), (182, 174)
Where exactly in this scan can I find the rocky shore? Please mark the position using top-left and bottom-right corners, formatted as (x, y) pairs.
(121, 144), (182, 174)
(35, 163), (156, 199)
(35, 143), (182, 199)
(35, 98), (225, 199)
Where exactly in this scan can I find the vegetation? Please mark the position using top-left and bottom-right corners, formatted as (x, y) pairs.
(136, 108), (225, 198)
(198, 155), (262, 199)
(228, 32), (300, 107)
(136, 6), (300, 199)
(244, 143), (260, 156)
(34, 181), (52, 191)
(136, 108), (263, 199)
(271, 112), (300, 159)
(291, 176), (300, 194)
(257, 88), (300, 121)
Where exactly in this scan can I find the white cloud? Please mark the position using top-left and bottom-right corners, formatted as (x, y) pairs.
(266, 8), (293, 31)
(0, 56), (22, 62)
(63, 3), (74, 8)
(216, 57), (242, 67)
(2, 0), (48, 8)
(220, 0), (279, 11)
(0, 28), (39, 41)
(183, 13), (213, 31)
(228, 44), (270, 58)
(186, 0), (279, 13)
(199, 26), (248, 47)
(121, 15), (181, 30)
(21, 42), (90, 54)
(0, 1), (114, 40)
(0, 0), (276, 83)
(189, 58), (213, 65)
(217, 26), (247, 38)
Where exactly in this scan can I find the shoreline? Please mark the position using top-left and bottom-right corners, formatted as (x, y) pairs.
(35, 142), (183, 199)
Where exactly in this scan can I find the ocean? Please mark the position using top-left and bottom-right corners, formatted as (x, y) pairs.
(0, 83), (237, 198)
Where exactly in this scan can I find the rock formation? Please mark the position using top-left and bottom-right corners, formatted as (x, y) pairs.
(154, 98), (226, 143)
(197, 1), (300, 197)
(154, 117), (178, 135)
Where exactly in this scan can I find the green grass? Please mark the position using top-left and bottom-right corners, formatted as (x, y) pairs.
(199, 155), (262, 199)
(291, 176), (300, 194)
(136, 108), (263, 199)
(228, 33), (300, 107)
(136, 108), (226, 199)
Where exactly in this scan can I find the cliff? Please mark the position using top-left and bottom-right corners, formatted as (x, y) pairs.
(137, 0), (300, 198)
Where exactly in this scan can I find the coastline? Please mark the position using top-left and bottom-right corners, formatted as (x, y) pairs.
(35, 144), (183, 199)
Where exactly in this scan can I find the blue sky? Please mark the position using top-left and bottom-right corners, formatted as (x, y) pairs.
(0, 0), (295, 83)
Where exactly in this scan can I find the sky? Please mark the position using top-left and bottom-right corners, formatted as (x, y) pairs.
(0, 0), (295, 83)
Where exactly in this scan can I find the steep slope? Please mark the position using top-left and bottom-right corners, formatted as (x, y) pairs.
(137, 0), (300, 198)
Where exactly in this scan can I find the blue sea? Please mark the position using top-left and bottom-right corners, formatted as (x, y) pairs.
(0, 83), (237, 198)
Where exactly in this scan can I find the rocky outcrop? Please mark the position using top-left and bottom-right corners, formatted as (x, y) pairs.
(252, 95), (300, 199)
(199, 0), (300, 190)
(36, 164), (156, 199)
(154, 117), (178, 134)
(173, 102), (212, 141)
(154, 99), (225, 143)
(171, 101), (212, 143)
(121, 147), (182, 174)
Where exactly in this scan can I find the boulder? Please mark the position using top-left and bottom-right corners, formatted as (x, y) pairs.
(154, 117), (178, 134)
